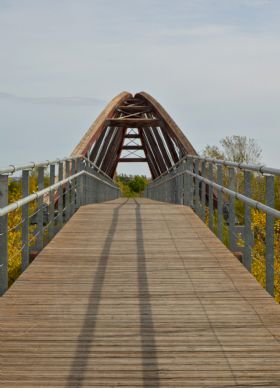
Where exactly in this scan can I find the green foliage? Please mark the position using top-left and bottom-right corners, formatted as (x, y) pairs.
(116, 174), (149, 197)
(7, 176), (38, 285)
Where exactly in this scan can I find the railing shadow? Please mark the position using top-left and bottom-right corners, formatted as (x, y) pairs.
(67, 198), (159, 386)
(66, 199), (128, 386)
(135, 198), (160, 387)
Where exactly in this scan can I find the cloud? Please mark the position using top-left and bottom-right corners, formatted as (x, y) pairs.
(0, 92), (104, 106)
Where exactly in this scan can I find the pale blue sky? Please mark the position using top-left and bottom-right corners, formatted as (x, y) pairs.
(0, 0), (279, 176)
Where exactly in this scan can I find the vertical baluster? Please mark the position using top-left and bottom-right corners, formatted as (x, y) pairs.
(71, 159), (76, 215)
(188, 158), (194, 208)
(179, 163), (184, 204)
(170, 174), (173, 203)
(48, 164), (55, 240)
(181, 161), (186, 205)
(36, 166), (44, 251)
(0, 174), (8, 295)
(184, 159), (190, 206)
(194, 159), (200, 215)
(266, 174), (275, 296)
(201, 160), (206, 222)
(217, 164), (223, 241)
(228, 167), (236, 251)
(208, 162), (214, 231)
(78, 158), (84, 206)
(84, 160), (88, 205)
(22, 170), (30, 271)
(65, 160), (70, 222)
(57, 161), (64, 228)
(244, 170), (252, 271)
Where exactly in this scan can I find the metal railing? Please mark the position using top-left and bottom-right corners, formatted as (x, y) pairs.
(0, 156), (120, 295)
(145, 155), (280, 298)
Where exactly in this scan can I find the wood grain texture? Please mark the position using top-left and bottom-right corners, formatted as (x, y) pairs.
(1, 198), (280, 387)
(71, 91), (132, 157)
(136, 92), (198, 156)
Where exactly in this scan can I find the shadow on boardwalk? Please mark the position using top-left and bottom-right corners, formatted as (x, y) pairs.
(67, 198), (160, 387)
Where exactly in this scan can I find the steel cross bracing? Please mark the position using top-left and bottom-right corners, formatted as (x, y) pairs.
(71, 92), (197, 179)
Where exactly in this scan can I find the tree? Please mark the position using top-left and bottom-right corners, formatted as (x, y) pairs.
(202, 135), (262, 164)
(202, 145), (225, 160)
(116, 174), (149, 197)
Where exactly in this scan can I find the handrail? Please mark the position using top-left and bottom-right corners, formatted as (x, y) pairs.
(151, 154), (280, 183)
(0, 170), (118, 217)
(0, 157), (120, 295)
(149, 166), (280, 218)
(0, 155), (114, 183)
(145, 155), (280, 299)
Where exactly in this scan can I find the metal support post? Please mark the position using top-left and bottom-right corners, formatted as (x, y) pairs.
(36, 166), (44, 251)
(228, 167), (236, 250)
(201, 160), (206, 222)
(48, 164), (55, 240)
(266, 174), (275, 296)
(244, 170), (253, 271)
(57, 162), (64, 228)
(208, 163), (214, 231)
(22, 170), (30, 271)
(194, 159), (200, 214)
(217, 164), (223, 241)
(71, 159), (76, 215)
(0, 174), (8, 295)
(65, 160), (70, 221)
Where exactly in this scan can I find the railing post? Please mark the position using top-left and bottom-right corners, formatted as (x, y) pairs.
(208, 162), (214, 231)
(266, 174), (275, 296)
(184, 158), (190, 206)
(244, 170), (252, 271)
(217, 164), (223, 241)
(168, 176), (172, 203)
(201, 160), (206, 222)
(57, 161), (64, 228)
(179, 163), (184, 204)
(78, 158), (84, 206)
(194, 159), (200, 214)
(65, 160), (70, 222)
(71, 159), (76, 215)
(228, 167), (236, 250)
(22, 170), (30, 272)
(0, 174), (8, 295)
(36, 166), (44, 251)
(48, 164), (55, 240)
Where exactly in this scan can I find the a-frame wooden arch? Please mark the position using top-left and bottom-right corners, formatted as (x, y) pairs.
(71, 91), (198, 179)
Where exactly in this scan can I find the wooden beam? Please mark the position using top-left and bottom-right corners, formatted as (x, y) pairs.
(140, 129), (162, 177)
(71, 91), (132, 157)
(123, 98), (144, 104)
(142, 127), (166, 174)
(118, 106), (151, 112)
(135, 92), (198, 156)
(105, 118), (160, 128)
(125, 134), (141, 139)
(122, 145), (143, 150)
(118, 158), (147, 162)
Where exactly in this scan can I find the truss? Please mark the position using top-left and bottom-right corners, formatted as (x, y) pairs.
(71, 91), (198, 179)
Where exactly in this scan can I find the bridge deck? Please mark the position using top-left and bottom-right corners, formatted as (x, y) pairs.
(1, 198), (280, 387)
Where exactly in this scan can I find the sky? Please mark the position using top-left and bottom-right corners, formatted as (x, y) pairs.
(0, 0), (280, 177)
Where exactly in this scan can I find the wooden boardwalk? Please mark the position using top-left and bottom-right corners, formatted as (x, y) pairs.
(1, 198), (280, 387)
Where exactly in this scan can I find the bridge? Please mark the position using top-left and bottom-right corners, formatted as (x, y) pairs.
(1, 92), (280, 386)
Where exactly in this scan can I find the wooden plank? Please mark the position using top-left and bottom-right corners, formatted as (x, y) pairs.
(1, 198), (280, 387)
